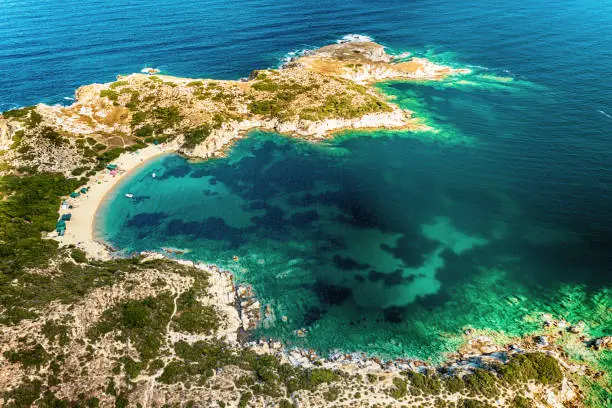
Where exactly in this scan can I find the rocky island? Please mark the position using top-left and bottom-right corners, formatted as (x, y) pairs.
(0, 41), (610, 407)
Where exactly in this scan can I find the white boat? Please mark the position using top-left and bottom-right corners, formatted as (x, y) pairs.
(125, 193), (134, 198)
(152, 173), (156, 178)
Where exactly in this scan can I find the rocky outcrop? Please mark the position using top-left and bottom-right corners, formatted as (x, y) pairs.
(0, 117), (11, 151)
(187, 107), (414, 159)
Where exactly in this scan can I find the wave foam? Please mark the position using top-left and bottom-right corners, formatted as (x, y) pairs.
(337, 34), (374, 43)
(278, 34), (374, 68)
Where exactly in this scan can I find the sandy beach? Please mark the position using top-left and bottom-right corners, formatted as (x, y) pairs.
(51, 142), (179, 259)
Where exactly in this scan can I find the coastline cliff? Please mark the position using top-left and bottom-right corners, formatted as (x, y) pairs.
(0, 41), (609, 407)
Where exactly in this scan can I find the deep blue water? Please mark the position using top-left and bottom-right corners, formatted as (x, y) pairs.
(3, 0), (611, 359)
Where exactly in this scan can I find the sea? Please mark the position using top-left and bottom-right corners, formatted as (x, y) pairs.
(2, 0), (611, 362)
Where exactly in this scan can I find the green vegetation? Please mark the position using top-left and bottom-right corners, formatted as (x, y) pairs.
(134, 124), (154, 138)
(3, 344), (49, 368)
(323, 386), (341, 401)
(172, 289), (219, 334)
(2, 106), (35, 120)
(457, 399), (494, 408)
(120, 357), (146, 379)
(0, 173), (82, 280)
(183, 124), (212, 149)
(462, 369), (498, 398)
(39, 126), (64, 145)
(3, 378), (42, 407)
(389, 377), (408, 399)
(109, 81), (129, 89)
(152, 106), (181, 129)
(2, 106), (43, 129)
(403, 370), (442, 396)
(500, 353), (563, 385)
(279, 399), (293, 408)
(301, 94), (391, 121)
(41, 320), (70, 346)
(237, 392), (252, 408)
(88, 294), (174, 361)
(100, 89), (119, 101)
(512, 395), (532, 408)
(131, 111), (147, 127)
(159, 339), (339, 397)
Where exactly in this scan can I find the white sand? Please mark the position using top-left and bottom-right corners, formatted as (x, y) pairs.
(51, 142), (179, 259)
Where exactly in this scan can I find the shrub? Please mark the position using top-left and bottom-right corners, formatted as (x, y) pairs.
(134, 124), (154, 138)
(41, 321), (69, 346)
(109, 81), (129, 89)
(100, 89), (119, 101)
(3, 379), (42, 407)
(237, 392), (252, 408)
(4, 344), (49, 368)
(390, 377), (408, 399)
(183, 124), (212, 149)
(463, 369), (498, 398)
(512, 395), (532, 408)
(500, 353), (563, 385)
(96, 147), (124, 165)
(152, 106), (181, 128)
(40, 126), (64, 145)
(279, 399), (293, 408)
(87, 294), (174, 361)
(172, 289), (219, 334)
(130, 111), (147, 127)
(404, 370), (442, 395)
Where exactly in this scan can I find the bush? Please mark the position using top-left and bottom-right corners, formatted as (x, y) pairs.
(0, 174), (82, 279)
(172, 289), (219, 334)
(100, 89), (119, 101)
(512, 395), (532, 408)
(96, 148), (124, 165)
(134, 124), (154, 138)
(131, 111), (147, 127)
(237, 392), (252, 408)
(41, 321), (69, 346)
(4, 344), (49, 368)
(463, 369), (498, 398)
(500, 353), (563, 385)
(109, 81), (129, 89)
(183, 124), (212, 149)
(3, 379), (42, 407)
(87, 294), (174, 361)
(404, 370), (442, 395)
(40, 126), (64, 145)
(152, 106), (181, 129)
(390, 377), (408, 399)
(279, 400), (294, 408)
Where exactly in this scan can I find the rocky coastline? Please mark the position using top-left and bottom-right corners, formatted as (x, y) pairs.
(1, 39), (610, 407)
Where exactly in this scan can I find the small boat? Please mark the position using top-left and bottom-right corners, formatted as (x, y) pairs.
(125, 193), (134, 198)
(152, 172), (156, 178)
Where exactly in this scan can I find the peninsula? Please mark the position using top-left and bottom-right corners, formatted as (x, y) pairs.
(0, 41), (609, 408)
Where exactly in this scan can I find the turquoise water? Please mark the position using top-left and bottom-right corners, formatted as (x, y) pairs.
(2, 0), (611, 360)
(96, 65), (611, 360)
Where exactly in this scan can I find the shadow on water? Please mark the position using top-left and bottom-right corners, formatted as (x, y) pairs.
(98, 78), (611, 360)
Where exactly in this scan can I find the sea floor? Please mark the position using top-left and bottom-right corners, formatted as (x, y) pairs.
(96, 77), (611, 362)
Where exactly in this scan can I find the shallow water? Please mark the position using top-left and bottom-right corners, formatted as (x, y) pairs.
(3, 0), (610, 360)
(97, 75), (611, 359)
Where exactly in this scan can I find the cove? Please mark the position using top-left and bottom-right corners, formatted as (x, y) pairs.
(96, 81), (611, 362)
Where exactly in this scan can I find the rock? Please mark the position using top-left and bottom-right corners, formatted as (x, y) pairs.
(569, 320), (585, 334)
(591, 336), (612, 350)
(535, 336), (549, 347)
(479, 345), (498, 354)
